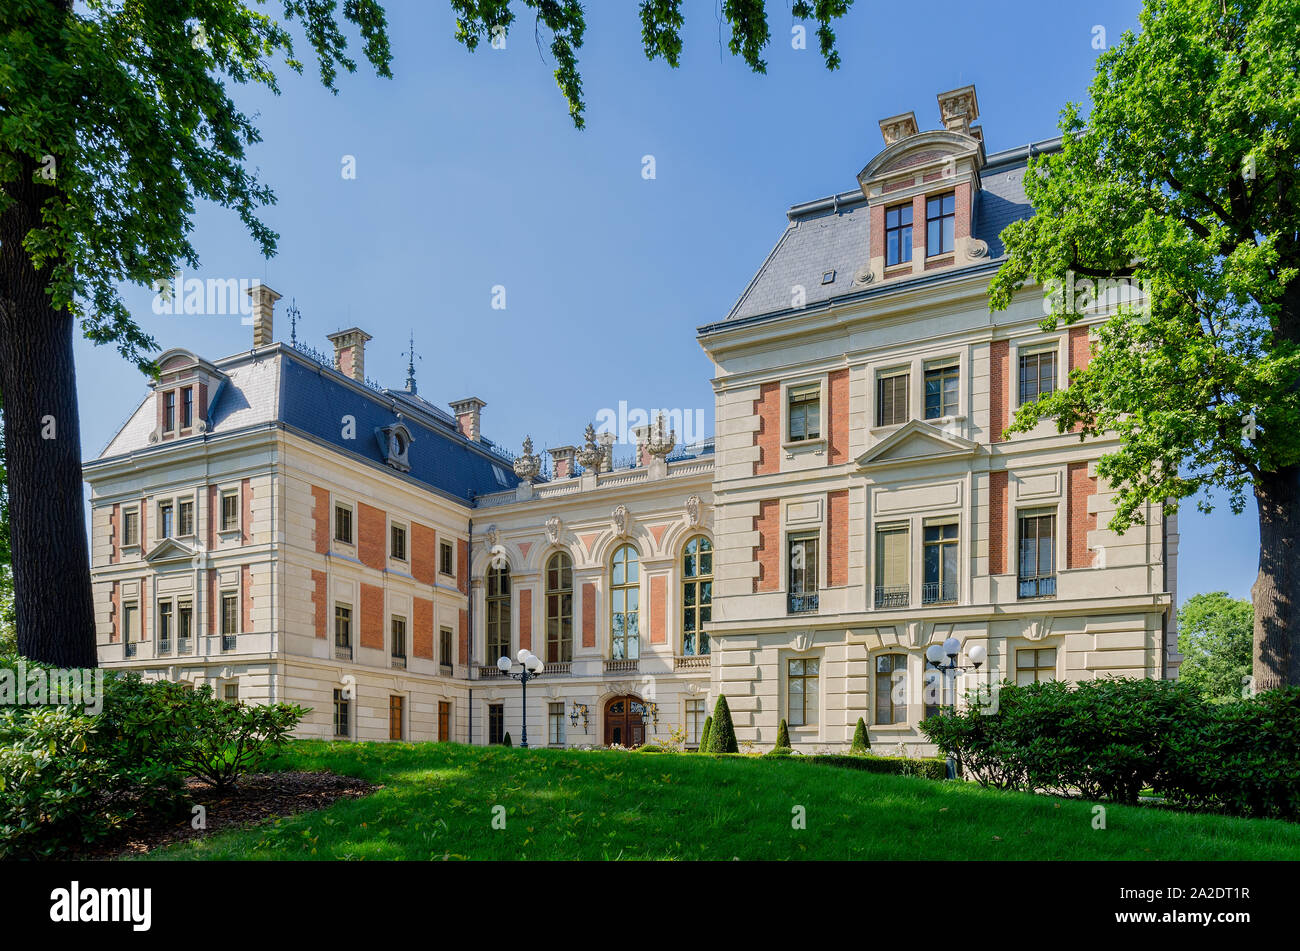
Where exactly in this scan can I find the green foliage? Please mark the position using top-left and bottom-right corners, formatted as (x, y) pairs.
(850, 716), (869, 754)
(792, 753), (949, 781)
(167, 685), (307, 790)
(697, 715), (712, 752)
(705, 695), (738, 753)
(1178, 592), (1253, 702)
(635, 743), (664, 753)
(922, 678), (1300, 820)
(0, 568), (14, 657)
(502, 732), (512, 747)
(776, 718), (790, 749)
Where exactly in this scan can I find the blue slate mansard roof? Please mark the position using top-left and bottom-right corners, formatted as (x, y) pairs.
(713, 138), (1060, 329)
(94, 344), (521, 504)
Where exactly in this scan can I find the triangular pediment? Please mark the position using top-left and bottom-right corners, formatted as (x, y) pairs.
(144, 537), (197, 564)
(855, 419), (979, 471)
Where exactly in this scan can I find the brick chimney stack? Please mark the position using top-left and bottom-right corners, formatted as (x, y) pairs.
(549, 445), (577, 478)
(247, 282), (281, 347)
(450, 398), (486, 442)
(327, 327), (372, 382)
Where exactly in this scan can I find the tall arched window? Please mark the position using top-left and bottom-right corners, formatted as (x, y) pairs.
(682, 536), (712, 656)
(485, 564), (511, 664)
(545, 552), (573, 663)
(610, 544), (640, 660)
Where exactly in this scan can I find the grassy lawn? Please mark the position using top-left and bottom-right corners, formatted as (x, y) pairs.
(144, 741), (1300, 860)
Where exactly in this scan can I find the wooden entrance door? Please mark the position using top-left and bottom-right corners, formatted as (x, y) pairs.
(604, 695), (646, 747)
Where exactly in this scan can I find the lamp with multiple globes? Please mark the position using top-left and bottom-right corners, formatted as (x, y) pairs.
(924, 638), (986, 779)
(498, 648), (545, 748)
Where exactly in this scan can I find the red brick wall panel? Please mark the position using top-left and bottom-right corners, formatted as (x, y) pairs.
(828, 369), (849, 466)
(990, 340), (1009, 443)
(989, 472), (1008, 575)
(358, 502), (386, 570)
(827, 490), (849, 587)
(753, 499), (780, 593)
(754, 382), (781, 476)
(650, 575), (666, 645)
(311, 570), (328, 638)
(458, 609), (469, 664)
(457, 539), (468, 594)
(1068, 462), (1098, 569)
(411, 523), (437, 585)
(360, 583), (384, 650)
(310, 485), (330, 554)
(413, 596), (434, 658)
(581, 583), (596, 648)
(518, 588), (533, 651)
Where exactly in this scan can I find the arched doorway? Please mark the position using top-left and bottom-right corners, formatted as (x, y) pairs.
(604, 695), (646, 747)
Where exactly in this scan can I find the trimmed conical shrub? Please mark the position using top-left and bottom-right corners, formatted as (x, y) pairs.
(698, 715), (713, 752)
(850, 717), (869, 754)
(776, 718), (791, 750)
(706, 695), (738, 753)
(503, 732), (513, 747)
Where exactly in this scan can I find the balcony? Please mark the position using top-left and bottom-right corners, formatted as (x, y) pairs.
(439, 663), (453, 676)
(1018, 575), (1057, 600)
(921, 581), (958, 606)
(335, 643), (353, 662)
(874, 585), (910, 609)
(542, 661), (572, 676)
(604, 658), (639, 673)
(674, 654), (711, 671)
(157, 638), (172, 655)
(787, 592), (819, 615)
(477, 665), (505, 679)
(391, 654), (407, 670)
(124, 641), (138, 658)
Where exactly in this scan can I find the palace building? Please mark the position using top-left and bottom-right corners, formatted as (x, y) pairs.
(85, 86), (1181, 752)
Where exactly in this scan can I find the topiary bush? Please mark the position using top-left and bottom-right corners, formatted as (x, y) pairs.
(850, 716), (869, 754)
(705, 695), (738, 753)
(502, 732), (513, 747)
(776, 718), (790, 750)
(697, 715), (712, 752)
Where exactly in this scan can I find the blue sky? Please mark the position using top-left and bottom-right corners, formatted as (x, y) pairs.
(73, 0), (1255, 605)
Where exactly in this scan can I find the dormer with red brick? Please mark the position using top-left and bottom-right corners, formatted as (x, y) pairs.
(149, 349), (226, 444)
(858, 85), (987, 284)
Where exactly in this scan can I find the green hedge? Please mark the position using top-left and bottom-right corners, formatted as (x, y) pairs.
(922, 678), (1300, 820)
(797, 753), (948, 781)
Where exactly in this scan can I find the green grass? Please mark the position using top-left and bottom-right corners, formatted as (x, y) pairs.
(143, 741), (1300, 860)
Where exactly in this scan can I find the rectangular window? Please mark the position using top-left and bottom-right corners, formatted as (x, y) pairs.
(389, 695), (405, 740)
(182, 388), (194, 429)
(224, 682), (240, 704)
(177, 599), (193, 648)
(1018, 349), (1057, 405)
(922, 522), (959, 605)
(874, 524), (910, 608)
(178, 499), (194, 537)
(122, 509), (140, 548)
(924, 363), (959, 419)
(787, 657), (820, 727)
(334, 504), (353, 544)
(685, 698), (705, 747)
(926, 192), (956, 256)
(439, 540), (454, 576)
(335, 604), (353, 657)
(875, 653), (907, 724)
(788, 533), (819, 614)
(488, 704), (505, 745)
(220, 491), (240, 532)
(787, 383), (821, 442)
(438, 701), (451, 742)
(164, 390), (176, 432)
(391, 616), (407, 662)
(333, 689), (350, 738)
(157, 600), (173, 649)
(876, 372), (909, 426)
(1016, 647), (1058, 686)
(220, 592), (239, 636)
(885, 203), (913, 267)
(440, 627), (454, 668)
(390, 523), (407, 562)
(159, 501), (174, 539)
(122, 602), (139, 642)
(548, 702), (566, 746)
(1018, 510), (1057, 599)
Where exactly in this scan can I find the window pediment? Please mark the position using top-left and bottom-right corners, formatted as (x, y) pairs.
(855, 419), (979, 471)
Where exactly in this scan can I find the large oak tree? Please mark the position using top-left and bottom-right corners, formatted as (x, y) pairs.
(990, 0), (1300, 688)
(0, 1), (852, 666)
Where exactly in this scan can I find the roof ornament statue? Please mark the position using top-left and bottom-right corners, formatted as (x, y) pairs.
(643, 411), (676, 459)
(575, 423), (604, 471)
(513, 435), (540, 482)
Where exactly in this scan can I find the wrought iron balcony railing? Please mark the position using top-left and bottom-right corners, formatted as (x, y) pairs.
(874, 585), (910, 609)
(1018, 575), (1057, 599)
(921, 581), (958, 605)
(787, 592), (819, 615)
(335, 644), (353, 661)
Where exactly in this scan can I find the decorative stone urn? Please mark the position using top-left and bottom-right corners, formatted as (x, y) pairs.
(513, 436), (540, 482)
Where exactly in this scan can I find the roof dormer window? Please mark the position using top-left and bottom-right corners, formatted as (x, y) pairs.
(926, 192), (956, 257)
(886, 203), (913, 267)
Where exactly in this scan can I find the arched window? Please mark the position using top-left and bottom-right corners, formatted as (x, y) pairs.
(682, 536), (712, 656)
(874, 653), (907, 725)
(545, 552), (573, 664)
(610, 544), (640, 660)
(485, 564), (511, 664)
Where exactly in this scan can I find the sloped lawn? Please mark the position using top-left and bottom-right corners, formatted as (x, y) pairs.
(141, 741), (1300, 860)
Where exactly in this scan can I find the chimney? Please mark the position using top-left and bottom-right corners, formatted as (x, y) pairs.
(549, 445), (577, 479)
(450, 397), (486, 442)
(936, 85), (980, 136)
(598, 431), (616, 473)
(247, 282), (281, 347)
(327, 327), (372, 382)
(878, 111), (918, 146)
(631, 425), (653, 467)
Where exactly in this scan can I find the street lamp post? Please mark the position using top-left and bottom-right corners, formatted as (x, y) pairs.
(924, 637), (987, 780)
(498, 648), (544, 749)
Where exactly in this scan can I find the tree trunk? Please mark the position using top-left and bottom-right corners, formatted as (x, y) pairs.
(0, 155), (98, 668)
(1252, 465), (1300, 690)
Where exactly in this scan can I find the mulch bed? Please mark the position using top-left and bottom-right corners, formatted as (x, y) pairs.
(81, 771), (377, 860)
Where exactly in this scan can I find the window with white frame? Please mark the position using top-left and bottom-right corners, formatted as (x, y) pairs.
(122, 508), (140, 548)
(787, 383), (821, 442)
(685, 698), (705, 747)
(390, 522), (407, 562)
(787, 657), (820, 727)
(877, 371), (909, 426)
(548, 702), (566, 746)
(334, 503), (353, 544)
(178, 498), (195, 537)
(1018, 347), (1057, 405)
(923, 362), (959, 419)
(220, 490), (240, 533)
